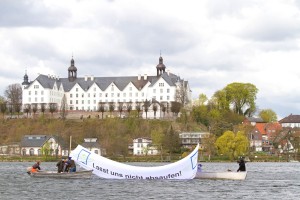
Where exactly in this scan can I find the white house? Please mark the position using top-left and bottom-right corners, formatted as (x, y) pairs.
(21, 56), (191, 119)
(132, 137), (159, 156)
(20, 135), (68, 156)
(81, 138), (105, 156)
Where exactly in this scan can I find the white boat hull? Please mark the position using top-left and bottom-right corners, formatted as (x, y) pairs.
(195, 171), (247, 180)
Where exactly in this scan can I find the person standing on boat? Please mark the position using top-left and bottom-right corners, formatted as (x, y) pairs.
(56, 158), (65, 173)
(67, 157), (76, 172)
(31, 161), (41, 173)
(237, 158), (246, 172)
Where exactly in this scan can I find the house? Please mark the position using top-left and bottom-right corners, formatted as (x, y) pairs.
(0, 143), (20, 155)
(21, 56), (192, 119)
(279, 114), (300, 128)
(81, 138), (105, 156)
(254, 122), (282, 152)
(249, 127), (263, 152)
(20, 135), (68, 156)
(179, 132), (210, 150)
(243, 117), (264, 126)
(132, 137), (159, 155)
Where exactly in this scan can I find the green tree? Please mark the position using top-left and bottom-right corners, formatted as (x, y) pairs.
(223, 82), (258, 116)
(215, 130), (249, 160)
(259, 109), (277, 122)
(42, 141), (51, 161)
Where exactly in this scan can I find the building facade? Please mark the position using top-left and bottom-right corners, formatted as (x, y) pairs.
(132, 137), (159, 155)
(179, 132), (210, 149)
(21, 56), (191, 118)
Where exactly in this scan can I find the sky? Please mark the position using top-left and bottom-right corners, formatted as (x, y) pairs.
(0, 0), (300, 119)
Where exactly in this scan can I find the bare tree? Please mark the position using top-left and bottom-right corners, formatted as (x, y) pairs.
(117, 102), (124, 118)
(49, 103), (58, 118)
(161, 102), (167, 118)
(98, 102), (105, 119)
(174, 80), (190, 107)
(32, 103), (38, 118)
(0, 96), (7, 119)
(108, 102), (115, 117)
(4, 83), (22, 114)
(59, 94), (68, 120)
(126, 101), (132, 116)
(152, 102), (158, 119)
(135, 101), (142, 118)
(40, 103), (46, 116)
(143, 99), (151, 119)
(23, 104), (31, 118)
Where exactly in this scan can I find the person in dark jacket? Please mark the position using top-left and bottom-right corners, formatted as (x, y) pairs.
(237, 158), (246, 172)
(67, 157), (76, 172)
(56, 159), (65, 173)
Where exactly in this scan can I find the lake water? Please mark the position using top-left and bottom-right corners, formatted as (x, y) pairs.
(0, 162), (299, 200)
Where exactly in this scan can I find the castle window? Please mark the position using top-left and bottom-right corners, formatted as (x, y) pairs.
(82, 94), (84, 98)
(41, 91), (44, 95)
(70, 94), (72, 98)
(153, 89), (156, 93)
(70, 100), (72, 104)
(160, 96), (163, 100)
(76, 88), (78, 92)
(160, 89), (163, 93)
(29, 91), (31, 95)
(129, 87), (132, 91)
(167, 89), (170, 93)
(82, 100), (84, 104)
(76, 94), (78, 98)
(35, 91), (38, 95)
(111, 85), (114, 91)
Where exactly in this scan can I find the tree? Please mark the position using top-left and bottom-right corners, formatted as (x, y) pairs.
(143, 99), (151, 119)
(59, 94), (68, 119)
(259, 109), (277, 122)
(117, 102), (124, 118)
(160, 102), (167, 118)
(152, 103), (158, 119)
(215, 131), (249, 160)
(4, 83), (22, 114)
(170, 101), (182, 116)
(24, 104), (31, 118)
(0, 96), (7, 119)
(49, 103), (58, 118)
(223, 82), (258, 116)
(135, 101), (142, 118)
(126, 101), (132, 116)
(174, 80), (190, 106)
(40, 103), (46, 116)
(162, 126), (181, 159)
(32, 103), (38, 117)
(98, 102), (105, 119)
(108, 102), (115, 116)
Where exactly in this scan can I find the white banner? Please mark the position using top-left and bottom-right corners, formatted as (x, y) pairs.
(70, 144), (199, 180)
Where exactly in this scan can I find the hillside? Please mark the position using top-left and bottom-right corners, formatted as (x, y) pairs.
(0, 116), (205, 155)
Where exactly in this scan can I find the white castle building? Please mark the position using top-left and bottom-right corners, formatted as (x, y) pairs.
(21, 56), (191, 118)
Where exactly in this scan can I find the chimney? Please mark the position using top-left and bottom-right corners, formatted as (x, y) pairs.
(91, 75), (94, 81)
(138, 74), (141, 80)
(144, 74), (147, 80)
(167, 69), (170, 76)
(85, 75), (88, 81)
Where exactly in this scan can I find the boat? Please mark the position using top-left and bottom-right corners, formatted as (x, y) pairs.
(28, 170), (93, 179)
(195, 171), (247, 180)
(69, 144), (199, 180)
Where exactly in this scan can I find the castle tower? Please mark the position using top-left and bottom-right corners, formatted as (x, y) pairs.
(68, 57), (77, 82)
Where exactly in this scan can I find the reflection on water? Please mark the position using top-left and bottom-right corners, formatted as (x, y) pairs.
(0, 162), (300, 200)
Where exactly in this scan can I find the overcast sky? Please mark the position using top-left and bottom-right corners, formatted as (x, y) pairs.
(0, 0), (300, 119)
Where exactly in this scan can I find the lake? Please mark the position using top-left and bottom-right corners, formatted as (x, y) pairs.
(0, 162), (299, 199)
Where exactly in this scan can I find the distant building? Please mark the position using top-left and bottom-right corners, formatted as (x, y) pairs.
(21, 56), (191, 119)
(81, 138), (105, 156)
(132, 137), (159, 155)
(243, 117), (264, 126)
(179, 132), (210, 149)
(279, 114), (300, 128)
(20, 135), (68, 156)
(0, 143), (20, 155)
